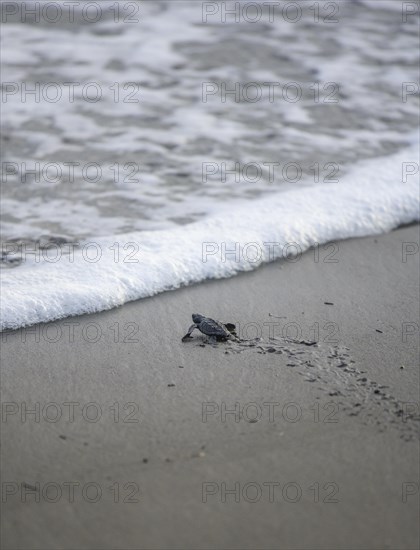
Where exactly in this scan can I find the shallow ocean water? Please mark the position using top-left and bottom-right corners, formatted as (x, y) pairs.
(0, 0), (419, 329)
(1, 0), (418, 239)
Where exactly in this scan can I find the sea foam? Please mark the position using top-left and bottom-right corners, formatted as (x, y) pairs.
(1, 142), (419, 330)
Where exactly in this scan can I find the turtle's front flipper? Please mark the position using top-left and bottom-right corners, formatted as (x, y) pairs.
(182, 324), (197, 342)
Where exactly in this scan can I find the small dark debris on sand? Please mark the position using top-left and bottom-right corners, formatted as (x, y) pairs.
(324, 301), (334, 305)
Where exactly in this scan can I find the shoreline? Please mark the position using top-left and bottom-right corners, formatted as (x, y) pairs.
(1, 224), (419, 549)
(2, 134), (419, 332)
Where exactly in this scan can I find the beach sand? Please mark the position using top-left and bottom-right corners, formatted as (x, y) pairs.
(1, 225), (419, 550)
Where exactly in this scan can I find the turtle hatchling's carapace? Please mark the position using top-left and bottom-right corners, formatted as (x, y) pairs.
(182, 314), (236, 342)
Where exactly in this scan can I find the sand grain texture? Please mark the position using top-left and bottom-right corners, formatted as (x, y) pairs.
(1, 225), (419, 550)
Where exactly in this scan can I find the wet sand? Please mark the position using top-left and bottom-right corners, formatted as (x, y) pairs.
(1, 225), (419, 549)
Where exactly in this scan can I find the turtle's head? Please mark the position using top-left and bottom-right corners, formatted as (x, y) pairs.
(192, 313), (204, 323)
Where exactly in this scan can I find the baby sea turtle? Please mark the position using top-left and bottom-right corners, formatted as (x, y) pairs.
(182, 314), (237, 342)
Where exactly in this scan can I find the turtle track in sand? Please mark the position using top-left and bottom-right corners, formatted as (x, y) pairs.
(193, 335), (419, 442)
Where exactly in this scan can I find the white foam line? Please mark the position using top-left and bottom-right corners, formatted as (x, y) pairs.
(1, 143), (419, 330)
